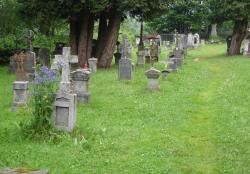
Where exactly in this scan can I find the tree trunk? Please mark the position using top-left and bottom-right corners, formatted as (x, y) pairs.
(77, 10), (94, 67)
(87, 14), (94, 62)
(98, 12), (122, 68)
(138, 20), (144, 50)
(69, 17), (79, 55)
(228, 20), (248, 56)
(94, 13), (108, 59)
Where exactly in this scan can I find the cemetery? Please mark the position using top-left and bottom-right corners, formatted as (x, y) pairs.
(0, 0), (250, 174)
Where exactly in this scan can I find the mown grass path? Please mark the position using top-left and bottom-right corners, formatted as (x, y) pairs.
(0, 44), (249, 173)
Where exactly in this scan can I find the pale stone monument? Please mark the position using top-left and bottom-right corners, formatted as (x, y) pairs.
(193, 33), (200, 48)
(137, 50), (145, 66)
(119, 58), (132, 80)
(12, 52), (29, 112)
(88, 57), (98, 73)
(52, 47), (77, 132)
(71, 69), (91, 103)
(168, 58), (178, 72)
(24, 51), (36, 81)
(187, 33), (194, 48)
(243, 39), (250, 57)
(145, 67), (161, 91)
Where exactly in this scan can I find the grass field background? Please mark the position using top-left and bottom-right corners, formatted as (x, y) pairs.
(0, 44), (250, 173)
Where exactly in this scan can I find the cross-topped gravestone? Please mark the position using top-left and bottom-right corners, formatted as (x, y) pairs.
(16, 52), (25, 81)
(26, 30), (35, 51)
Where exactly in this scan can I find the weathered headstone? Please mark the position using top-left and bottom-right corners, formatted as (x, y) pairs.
(9, 53), (18, 73)
(193, 33), (200, 48)
(137, 50), (145, 66)
(24, 51), (36, 81)
(53, 92), (77, 132)
(88, 57), (98, 73)
(25, 30), (34, 51)
(243, 40), (250, 57)
(173, 48), (184, 66)
(168, 58), (178, 72)
(12, 52), (29, 112)
(187, 33), (194, 48)
(145, 67), (161, 91)
(150, 42), (159, 62)
(52, 47), (77, 132)
(71, 69), (91, 103)
(119, 58), (132, 80)
(162, 69), (170, 80)
(38, 48), (50, 67)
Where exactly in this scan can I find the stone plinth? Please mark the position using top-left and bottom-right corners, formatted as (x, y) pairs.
(53, 93), (77, 132)
(12, 81), (29, 112)
(71, 69), (91, 103)
(88, 57), (98, 73)
(145, 68), (161, 91)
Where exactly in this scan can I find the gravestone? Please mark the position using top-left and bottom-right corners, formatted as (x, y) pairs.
(226, 36), (232, 53)
(145, 67), (161, 91)
(38, 48), (50, 67)
(162, 69), (170, 80)
(145, 48), (151, 64)
(88, 57), (98, 73)
(25, 30), (34, 51)
(9, 53), (18, 73)
(173, 49), (184, 66)
(53, 93), (77, 132)
(243, 40), (250, 57)
(121, 35), (128, 59)
(71, 69), (91, 103)
(137, 50), (145, 66)
(24, 51), (36, 81)
(52, 47), (77, 132)
(119, 58), (132, 80)
(150, 42), (159, 62)
(0, 168), (48, 174)
(193, 33), (200, 48)
(168, 58), (178, 72)
(12, 52), (29, 112)
(187, 33), (194, 48)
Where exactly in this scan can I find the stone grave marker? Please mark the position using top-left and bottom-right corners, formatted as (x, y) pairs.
(24, 51), (36, 81)
(52, 47), (77, 132)
(88, 57), (98, 73)
(145, 67), (161, 91)
(168, 58), (178, 72)
(187, 33), (194, 48)
(193, 33), (200, 48)
(12, 52), (29, 112)
(71, 69), (91, 103)
(119, 58), (132, 80)
(137, 50), (145, 66)
(9, 53), (18, 73)
(243, 40), (250, 57)
(38, 48), (50, 67)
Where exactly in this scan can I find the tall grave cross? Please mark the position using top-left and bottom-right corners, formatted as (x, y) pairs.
(56, 47), (78, 93)
(26, 30), (35, 51)
(16, 52), (25, 81)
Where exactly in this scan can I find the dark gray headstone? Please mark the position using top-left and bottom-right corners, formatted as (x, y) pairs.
(38, 48), (50, 67)
(119, 58), (132, 80)
(24, 51), (36, 81)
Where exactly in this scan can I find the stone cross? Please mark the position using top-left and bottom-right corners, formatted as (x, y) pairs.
(56, 47), (78, 93)
(26, 30), (35, 51)
(16, 52), (25, 81)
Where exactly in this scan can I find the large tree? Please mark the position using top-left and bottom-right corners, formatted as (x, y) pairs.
(18, 0), (171, 68)
(208, 0), (250, 55)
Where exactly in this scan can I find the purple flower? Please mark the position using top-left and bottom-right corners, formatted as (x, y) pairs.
(57, 60), (65, 68)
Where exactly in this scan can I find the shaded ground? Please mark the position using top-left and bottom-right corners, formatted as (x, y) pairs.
(0, 44), (250, 173)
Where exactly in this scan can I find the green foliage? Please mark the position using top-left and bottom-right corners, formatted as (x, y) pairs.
(21, 66), (59, 137)
(148, 0), (209, 33)
(1, 44), (250, 173)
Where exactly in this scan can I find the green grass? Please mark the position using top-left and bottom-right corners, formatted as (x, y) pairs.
(0, 44), (250, 173)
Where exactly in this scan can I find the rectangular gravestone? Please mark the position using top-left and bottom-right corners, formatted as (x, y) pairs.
(119, 58), (132, 80)
(24, 51), (36, 81)
(38, 48), (50, 67)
